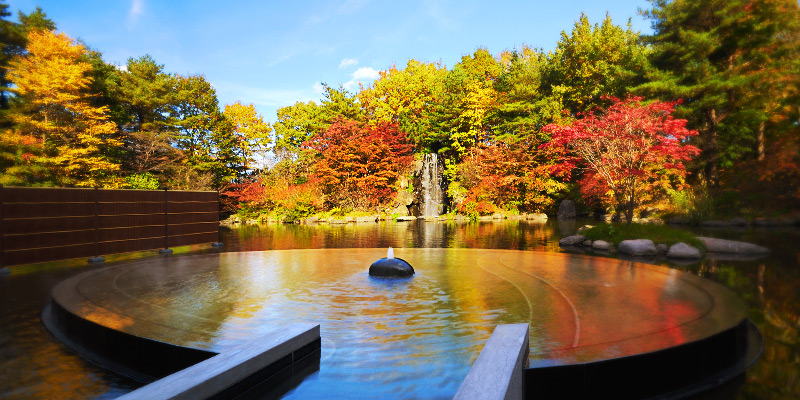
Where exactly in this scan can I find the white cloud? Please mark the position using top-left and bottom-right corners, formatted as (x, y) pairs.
(352, 67), (380, 80)
(339, 58), (359, 69)
(344, 67), (381, 90)
(312, 82), (325, 95)
(127, 0), (144, 27)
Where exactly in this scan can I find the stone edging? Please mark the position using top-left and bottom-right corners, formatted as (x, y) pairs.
(559, 235), (770, 260)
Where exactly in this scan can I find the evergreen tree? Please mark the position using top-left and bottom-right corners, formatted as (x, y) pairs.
(638, 0), (800, 184)
(112, 55), (181, 176)
(0, 0), (23, 113)
(545, 13), (650, 116)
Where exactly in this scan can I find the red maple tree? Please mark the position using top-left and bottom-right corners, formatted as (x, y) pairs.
(305, 118), (413, 209)
(543, 96), (700, 223)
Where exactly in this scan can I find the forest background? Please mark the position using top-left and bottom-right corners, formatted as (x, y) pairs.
(0, 0), (798, 222)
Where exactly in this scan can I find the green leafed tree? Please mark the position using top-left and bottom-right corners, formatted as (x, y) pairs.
(112, 55), (181, 176)
(359, 59), (448, 151)
(637, 0), (800, 184)
(493, 46), (567, 143)
(273, 83), (363, 153)
(0, 2), (54, 116)
(170, 73), (228, 185)
(545, 13), (650, 116)
(436, 48), (503, 157)
(273, 100), (328, 153)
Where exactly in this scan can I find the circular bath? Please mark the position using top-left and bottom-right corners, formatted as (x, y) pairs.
(44, 248), (760, 399)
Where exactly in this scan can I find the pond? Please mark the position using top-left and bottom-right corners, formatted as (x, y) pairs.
(0, 219), (797, 399)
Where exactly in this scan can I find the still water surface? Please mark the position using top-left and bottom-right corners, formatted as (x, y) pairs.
(0, 219), (797, 399)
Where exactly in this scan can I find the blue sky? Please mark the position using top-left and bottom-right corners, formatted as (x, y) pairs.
(7, 0), (653, 123)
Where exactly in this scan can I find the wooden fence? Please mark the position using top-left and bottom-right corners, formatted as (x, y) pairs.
(0, 186), (219, 267)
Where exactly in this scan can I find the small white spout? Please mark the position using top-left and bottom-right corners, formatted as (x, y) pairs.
(387, 247), (394, 259)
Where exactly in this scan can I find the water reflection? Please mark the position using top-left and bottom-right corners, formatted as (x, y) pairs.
(56, 247), (744, 399)
(221, 219), (563, 253)
(0, 219), (797, 399)
(217, 220), (800, 400)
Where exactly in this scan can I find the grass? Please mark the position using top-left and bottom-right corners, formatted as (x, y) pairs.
(582, 223), (705, 250)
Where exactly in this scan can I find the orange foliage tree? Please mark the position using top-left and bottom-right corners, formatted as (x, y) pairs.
(7, 30), (121, 187)
(304, 119), (413, 209)
(454, 141), (569, 217)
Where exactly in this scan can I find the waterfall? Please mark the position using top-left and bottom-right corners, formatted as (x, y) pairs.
(420, 153), (442, 217)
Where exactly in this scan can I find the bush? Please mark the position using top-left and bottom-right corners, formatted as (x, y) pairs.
(125, 172), (160, 190)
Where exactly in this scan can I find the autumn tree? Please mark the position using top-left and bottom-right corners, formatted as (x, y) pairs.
(304, 119), (413, 209)
(0, 2), (54, 115)
(220, 101), (272, 179)
(543, 97), (700, 224)
(437, 48), (503, 157)
(452, 140), (570, 216)
(359, 59), (448, 151)
(6, 30), (121, 187)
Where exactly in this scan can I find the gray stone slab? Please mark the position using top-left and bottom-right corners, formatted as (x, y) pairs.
(697, 237), (770, 255)
(454, 323), (529, 400)
(117, 323), (319, 400)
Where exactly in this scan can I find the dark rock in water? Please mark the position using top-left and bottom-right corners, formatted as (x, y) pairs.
(558, 235), (586, 247)
(369, 258), (415, 277)
(558, 200), (576, 219)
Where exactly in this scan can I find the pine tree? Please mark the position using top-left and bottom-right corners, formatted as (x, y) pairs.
(638, 0), (800, 184)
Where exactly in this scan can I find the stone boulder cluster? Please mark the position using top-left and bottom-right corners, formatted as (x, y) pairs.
(668, 215), (800, 228)
(559, 235), (769, 261)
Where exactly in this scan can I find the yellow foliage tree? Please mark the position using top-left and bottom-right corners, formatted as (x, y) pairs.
(222, 101), (272, 177)
(7, 30), (122, 187)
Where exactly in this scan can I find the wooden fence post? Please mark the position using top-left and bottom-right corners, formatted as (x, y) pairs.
(0, 184), (5, 272)
(160, 189), (172, 255)
(212, 190), (223, 248)
(87, 187), (104, 264)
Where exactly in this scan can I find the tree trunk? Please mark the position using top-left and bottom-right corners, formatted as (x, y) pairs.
(757, 120), (765, 161)
(625, 185), (636, 225)
(704, 109), (719, 187)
